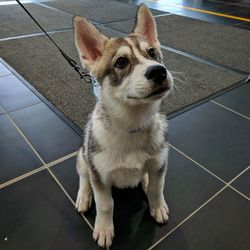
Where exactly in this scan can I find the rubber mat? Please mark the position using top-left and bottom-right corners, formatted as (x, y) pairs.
(0, 3), (72, 38)
(0, 28), (245, 128)
(44, 0), (165, 24)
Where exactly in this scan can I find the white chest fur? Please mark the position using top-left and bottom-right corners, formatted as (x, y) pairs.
(91, 112), (168, 188)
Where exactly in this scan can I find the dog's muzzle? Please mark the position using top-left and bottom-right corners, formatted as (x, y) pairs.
(145, 65), (168, 86)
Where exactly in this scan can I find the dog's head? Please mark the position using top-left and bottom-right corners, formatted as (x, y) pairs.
(74, 4), (173, 105)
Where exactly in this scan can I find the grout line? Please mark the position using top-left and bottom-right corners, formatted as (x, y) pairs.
(46, 151), (77, 168)
(210, 100), (250, 120)
(46, 168), (75, 205)
(0, 151), (77, 190)
(227, 165), (249, 184)
(227, 165), (250, 201)
(228, 185), (250, 201)
(47, 168), (94, 230)
(0, 73), (13, 78)
(0, 166), (46, 189)
(147, 186), (227, 250)
(6, 113), (46, 165)
(170, 144), (250, 201)
(35, 2), (73, 16)
(6, 102), (42, 114)
(154, 13), (173, 18)
(2, 104), (93, 229)
(102, 12), (172, 26)
(0, 28), (73, 42)
(148, 165), (250, 249)
(2, 110), (93, 228)
(169, 144), (227, 184)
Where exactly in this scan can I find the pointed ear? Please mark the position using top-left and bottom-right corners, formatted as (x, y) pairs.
(133, 4), (158, 45)
(73, 16), (107, 68)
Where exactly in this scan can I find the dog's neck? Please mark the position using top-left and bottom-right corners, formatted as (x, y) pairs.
(98, 89), (161, 133)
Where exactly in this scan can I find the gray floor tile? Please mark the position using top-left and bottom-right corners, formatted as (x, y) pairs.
(0, 62), (11, 77)
(0, 170), (99, 250)
(213, 82), (250, 118)
(0, 114), (43, 184)
(9, 103), (82, 163)
(169, 101), (250, 181)
(0, 104), (6, 115)
(155, 188), (250, 250)
(0, 75), (41, 112)
(231, 169), (250, 198)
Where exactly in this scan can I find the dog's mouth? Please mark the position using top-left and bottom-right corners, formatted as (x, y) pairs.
(128, 87), (169, 100)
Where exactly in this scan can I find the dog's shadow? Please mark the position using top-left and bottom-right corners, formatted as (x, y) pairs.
(109, 184), (159, 249)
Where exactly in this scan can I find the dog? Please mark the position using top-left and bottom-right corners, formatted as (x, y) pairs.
(73, 4), (173, 248)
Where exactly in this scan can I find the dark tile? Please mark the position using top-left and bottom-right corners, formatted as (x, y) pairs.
(169, 101), (250, 182)
(235, 21), (250, 30)
(231, 169), (250, 198)
(9, 103), (82, 163)
(172, 9), (243, 25)
(0, 75), (41, 112)
(0, 104), (5, 115)
(0, 170), (99, 250)
(0, 62), (11, 77)
(232, 10), (250, 18)
(0, 115), (42, 184)
(51, 148), (223, 249)
(50, 156), (79, 202)
(206, 4), (248, 13)
(154, 188), (250, 250)
(214, 83), (250, 118)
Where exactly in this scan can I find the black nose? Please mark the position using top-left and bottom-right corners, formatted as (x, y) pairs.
(145, 65), (167, 85)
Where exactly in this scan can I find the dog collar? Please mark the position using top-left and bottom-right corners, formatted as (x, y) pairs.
(92, 77), (100, 99)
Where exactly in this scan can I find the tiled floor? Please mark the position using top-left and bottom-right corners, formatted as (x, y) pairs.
(0, 0), (250, 250)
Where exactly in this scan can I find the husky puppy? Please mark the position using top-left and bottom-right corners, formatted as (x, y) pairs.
(74, 4), (173, 248)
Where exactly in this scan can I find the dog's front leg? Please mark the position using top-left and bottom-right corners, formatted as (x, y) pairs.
(146, 159), (169, 224)
(91, 177), (114, 248)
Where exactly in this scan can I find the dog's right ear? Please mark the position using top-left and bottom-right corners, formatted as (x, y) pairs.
(74, 16), (107, 69)
(133, 4), (158, 46)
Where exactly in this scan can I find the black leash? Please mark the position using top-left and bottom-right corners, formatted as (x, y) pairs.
(16, 0), (92, 83)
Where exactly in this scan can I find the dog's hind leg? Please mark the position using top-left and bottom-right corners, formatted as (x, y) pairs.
(75, 147), (93, 212)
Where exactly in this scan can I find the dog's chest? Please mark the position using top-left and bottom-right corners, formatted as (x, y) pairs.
(96, 131), (152, 168)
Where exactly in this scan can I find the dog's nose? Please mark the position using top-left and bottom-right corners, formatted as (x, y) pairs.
(145, 65), (167, 85)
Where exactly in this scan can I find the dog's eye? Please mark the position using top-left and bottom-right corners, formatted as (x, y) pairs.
(148, 48), (158, 59)
(115, 57), (129, 69)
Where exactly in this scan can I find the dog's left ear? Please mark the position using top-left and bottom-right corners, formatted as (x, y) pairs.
(133, 4), (158, 45)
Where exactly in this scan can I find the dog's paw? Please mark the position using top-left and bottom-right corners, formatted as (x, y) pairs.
(150, 200), (169, 224)
(93, 224), (114, 249)
(75, 188), (92, 213)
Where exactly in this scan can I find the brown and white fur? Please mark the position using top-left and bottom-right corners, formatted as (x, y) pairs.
(74, 4), (173, 248)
